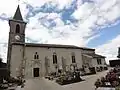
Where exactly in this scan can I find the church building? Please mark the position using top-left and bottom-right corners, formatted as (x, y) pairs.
(7, 5), (107, 79)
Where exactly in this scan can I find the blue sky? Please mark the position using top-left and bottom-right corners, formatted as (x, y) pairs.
(0, 0), (120, 64)
(88, 21), (120, 47)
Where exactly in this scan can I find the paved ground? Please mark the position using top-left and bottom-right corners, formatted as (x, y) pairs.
(23, 70), (110, 90)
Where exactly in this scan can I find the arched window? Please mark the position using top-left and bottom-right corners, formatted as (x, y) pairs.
(97, 58), (102, 65)
(34, 52), (39, 59)
(16, 24), (20, 33)
(53, 52), (57, 64)
(34, 54), (36, 59)
(36, 55), (39, 59)
(71, 52), (76, 63)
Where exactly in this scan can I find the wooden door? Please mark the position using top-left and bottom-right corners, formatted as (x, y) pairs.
(33, 68), (39, 77)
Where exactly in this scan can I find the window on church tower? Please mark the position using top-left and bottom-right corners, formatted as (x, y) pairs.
(71, 52), (76, 63)
(16, 24), (20, 33)
(53, 52), (57, 64)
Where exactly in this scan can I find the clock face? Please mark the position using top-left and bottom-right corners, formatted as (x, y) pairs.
(15, 35), (20, 41)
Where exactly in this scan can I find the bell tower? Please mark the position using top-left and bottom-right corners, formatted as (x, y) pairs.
(7, 5), (27, 75)
(9, 5), (26, 43)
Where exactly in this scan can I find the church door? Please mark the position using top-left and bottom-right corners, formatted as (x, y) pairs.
(33, 68), (39, 77)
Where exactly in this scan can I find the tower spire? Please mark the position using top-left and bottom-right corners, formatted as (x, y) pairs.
(13, 4), (23, 21)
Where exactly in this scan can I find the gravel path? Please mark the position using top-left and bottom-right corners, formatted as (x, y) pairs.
(21, 69), (110, 90)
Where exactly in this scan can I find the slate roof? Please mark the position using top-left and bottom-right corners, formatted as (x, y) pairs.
(84, 53), (106, 58)
(13, 5), (23, 21)
(12, 42), (95, 51)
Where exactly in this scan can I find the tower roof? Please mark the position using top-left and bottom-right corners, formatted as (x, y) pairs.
(13, 5), (23, 21)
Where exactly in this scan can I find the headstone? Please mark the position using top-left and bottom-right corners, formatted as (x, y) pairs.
(97, 87), (115, 90)
(84, 68), (90, 74)
(16, 86), (21, 90)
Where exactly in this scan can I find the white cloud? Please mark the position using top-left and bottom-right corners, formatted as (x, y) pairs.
(0, 20), (9, 42)
(0, 44), (7, 62)
(54, 18), (64, 26)
(26, 16), (52, 41)
(98, 0), (117, 11)
(96, 35), (120, 64)
(0, 0), (24, 17)
(72, 0), (120, 27)
(103, 5), (120, 22)
(0, 0), (120, 63)
(47, 13), (60, 19)
(24, 0), (74, 9)
(85, 34), (101, 44)
(0, 20), (9, 63)
(26, 11), (89, 46)
(72, 2), (95, 20)
(55, 0), (74, 9)
(24, 0), (54, 7)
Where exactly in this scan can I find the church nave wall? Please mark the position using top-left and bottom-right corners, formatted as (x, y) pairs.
(24, 46), (83, 78)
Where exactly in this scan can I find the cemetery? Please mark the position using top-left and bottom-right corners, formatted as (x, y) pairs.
(45, 70), (84, 85)
(95, 66), (120, 90)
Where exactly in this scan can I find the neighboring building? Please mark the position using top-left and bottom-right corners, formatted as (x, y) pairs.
(7, 5), (107, 79)
(109, 59), (120, 67)
(81, 49), (107, 73)
(109, 48), (120, 67)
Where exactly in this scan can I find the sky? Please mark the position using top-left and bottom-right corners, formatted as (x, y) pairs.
(0, 0), (120, 64)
